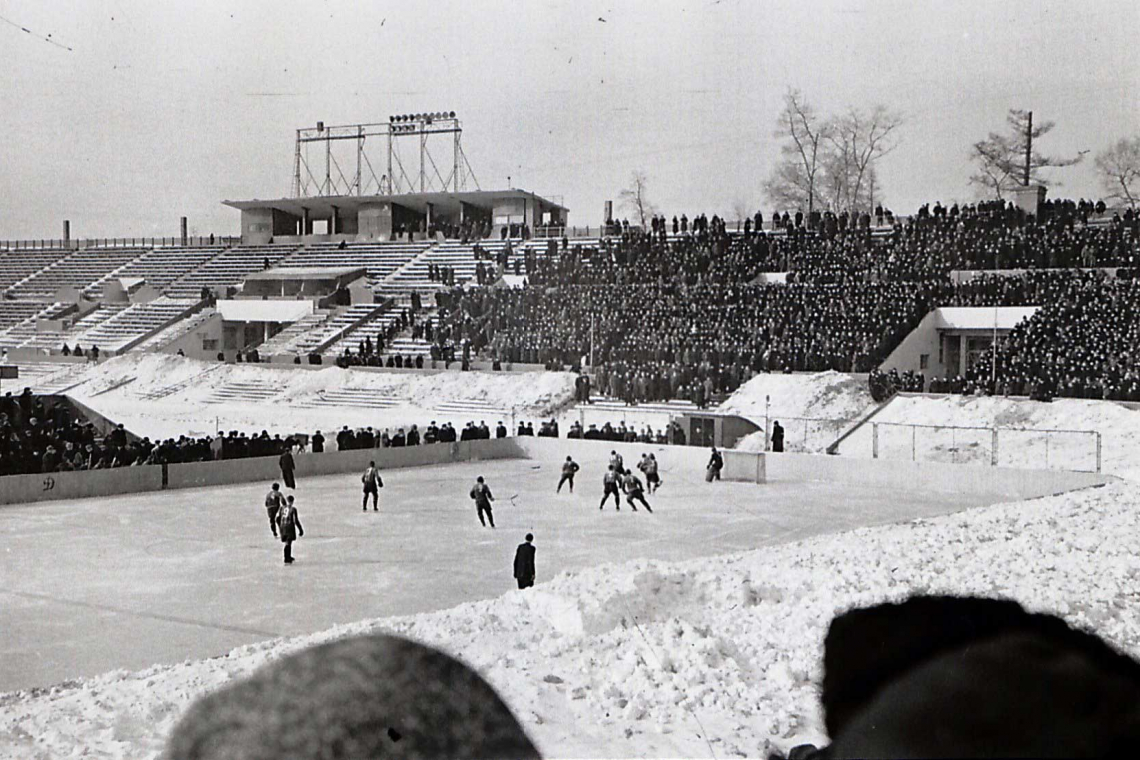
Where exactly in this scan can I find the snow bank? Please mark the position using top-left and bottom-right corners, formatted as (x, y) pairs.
(6, 480), (1140, 759)
(66, 356), (576, 441)
(841, 394), (1140, 479)
(723, 371), (876, 453)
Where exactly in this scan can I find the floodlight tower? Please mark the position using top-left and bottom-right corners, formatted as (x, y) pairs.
(290, 112), (479, 198)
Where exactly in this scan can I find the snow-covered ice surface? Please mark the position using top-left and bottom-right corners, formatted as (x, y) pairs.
(4, 359), (1140, 759)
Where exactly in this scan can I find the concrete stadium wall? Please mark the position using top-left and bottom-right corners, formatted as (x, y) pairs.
(0, 466), (163, 507)
(0, 439), (522, 508)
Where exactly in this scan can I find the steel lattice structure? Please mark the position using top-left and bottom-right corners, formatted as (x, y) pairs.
(290, 112), (480, 198)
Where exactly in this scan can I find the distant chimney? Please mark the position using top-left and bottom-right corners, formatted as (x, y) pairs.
(604, 201), (613, 223)
(63, 220), (70, 243)
(180, 216), (188, 246)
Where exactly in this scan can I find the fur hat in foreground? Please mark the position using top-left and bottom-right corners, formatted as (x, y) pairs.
(164, 633), (541, 760)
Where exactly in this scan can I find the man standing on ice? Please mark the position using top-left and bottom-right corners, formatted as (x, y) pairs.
(513, 533), (536, 589)
(470, 476), (496, 528)
(276, 495), (304, 564)
(361, 461), (383, 511)
(557, 455), (580, 493)
(264, 482), (285, 538)
(600, 464), (622, 510)
(279, 447), (296, 489)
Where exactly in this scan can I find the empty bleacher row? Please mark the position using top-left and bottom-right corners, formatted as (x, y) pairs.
(7, 248), (149, 299)
(276, 241), (431, 295)
(83, 246), (228, 297)
(165, 244), (301, 299)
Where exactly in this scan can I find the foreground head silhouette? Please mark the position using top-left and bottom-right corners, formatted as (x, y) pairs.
(164, 633), (542, 760)
(820, 595), (1140, 758)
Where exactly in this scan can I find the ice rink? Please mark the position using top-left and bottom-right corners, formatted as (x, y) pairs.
(0, 447), (1001, 693)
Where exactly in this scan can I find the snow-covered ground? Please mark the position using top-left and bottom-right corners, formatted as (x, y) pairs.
(724, 371), (875, 453)
(67, 355), (578, 440)
(3, 479), (1138, 759)
(4, 360), (1140, 758)
(839, 393), (1140, 478)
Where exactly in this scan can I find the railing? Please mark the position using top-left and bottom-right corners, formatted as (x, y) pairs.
(0, 236), (240, 251)
(870, 421), (1101, 473)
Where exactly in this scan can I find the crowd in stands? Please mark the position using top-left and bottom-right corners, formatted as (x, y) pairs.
(960, 269), (1140, 401)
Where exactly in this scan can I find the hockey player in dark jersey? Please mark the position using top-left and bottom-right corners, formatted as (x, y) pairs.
(264, 482), (286, 537)
(622, 468), (653, 513)
(557, 456), (580, 493)
(599, 464), (622, 510)
(470, 476), (496, 527)
(637, 453), (662, 494)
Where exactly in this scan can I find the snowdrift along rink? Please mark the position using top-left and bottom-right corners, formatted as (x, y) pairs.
(723, 371), (876, 453)
(3, 479), (1137, 760)
(63, 354), (578, 440)
(839, 393), (1140, 478)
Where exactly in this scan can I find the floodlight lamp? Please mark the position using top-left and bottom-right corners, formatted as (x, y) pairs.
(449, 111), (456, 118)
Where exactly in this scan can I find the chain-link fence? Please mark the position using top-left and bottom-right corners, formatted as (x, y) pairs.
(870, 422), (1101, 473)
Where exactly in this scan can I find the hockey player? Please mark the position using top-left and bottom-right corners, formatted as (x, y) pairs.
(361, 461), (384, 511)
(470, 476), (496, 528)
(706, 447), (723, 482)
(638, 453), (662, 494)
(264, 482), (286, 538)
(557, 456), (580, 493)
(622, 468), (652, 513)
(599, 464), (622, 510)
(276, 495), (304, 564)
(609, 450), (624, 473)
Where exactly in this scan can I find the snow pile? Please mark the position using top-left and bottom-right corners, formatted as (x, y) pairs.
(5, 480), (1139, 759)
(724, 371), (876, 453)
(66, 355), (576, 440)
(841, 394), (1140, 478)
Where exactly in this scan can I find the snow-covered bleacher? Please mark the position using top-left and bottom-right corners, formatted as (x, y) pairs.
(84, 246), (227, 297)
(6, 248), (148, 299)
(275, 241), (431, 294)
(0, 249), (69, 292)
(164, 244), (300, 299)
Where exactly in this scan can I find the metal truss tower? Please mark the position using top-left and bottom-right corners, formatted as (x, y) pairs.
(290, 112), (480, 198)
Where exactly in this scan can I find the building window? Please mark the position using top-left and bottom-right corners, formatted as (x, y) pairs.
(919, 354), (929, 370)
(202, 339), (218, 350)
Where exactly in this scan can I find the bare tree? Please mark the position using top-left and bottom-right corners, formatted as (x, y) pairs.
(1095, 136), (1140, 210)
(764, 90), (900, 215)
(730, 197), (753, 229)
(763, 89), (830, 215)
(618, 170), (655, 228)
(825, 105), (902, 212)
(969, 109), (1082, 198)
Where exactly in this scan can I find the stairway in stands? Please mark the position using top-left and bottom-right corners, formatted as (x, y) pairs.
(293, 388), (407, 410)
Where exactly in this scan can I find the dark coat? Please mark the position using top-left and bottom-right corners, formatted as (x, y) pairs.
(279, 451), (295, 472)
(513, 542), (535, 581)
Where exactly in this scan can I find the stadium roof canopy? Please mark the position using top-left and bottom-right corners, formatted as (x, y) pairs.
(223, 189), (567, 217)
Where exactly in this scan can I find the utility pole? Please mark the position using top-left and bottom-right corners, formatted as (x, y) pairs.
(1024, 111), (1033, 187)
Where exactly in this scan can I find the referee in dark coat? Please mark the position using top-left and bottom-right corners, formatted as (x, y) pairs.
(279, 448), (296, 489)
(513, 534), (536, 589)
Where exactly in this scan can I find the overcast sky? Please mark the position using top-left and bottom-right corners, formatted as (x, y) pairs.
(1, 0), (1136, 238)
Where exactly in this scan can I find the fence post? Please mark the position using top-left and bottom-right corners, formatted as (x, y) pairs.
(872, 423), (879, 459)
(991, 428), (998, 467)
(1096, 432), (1102, 474)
